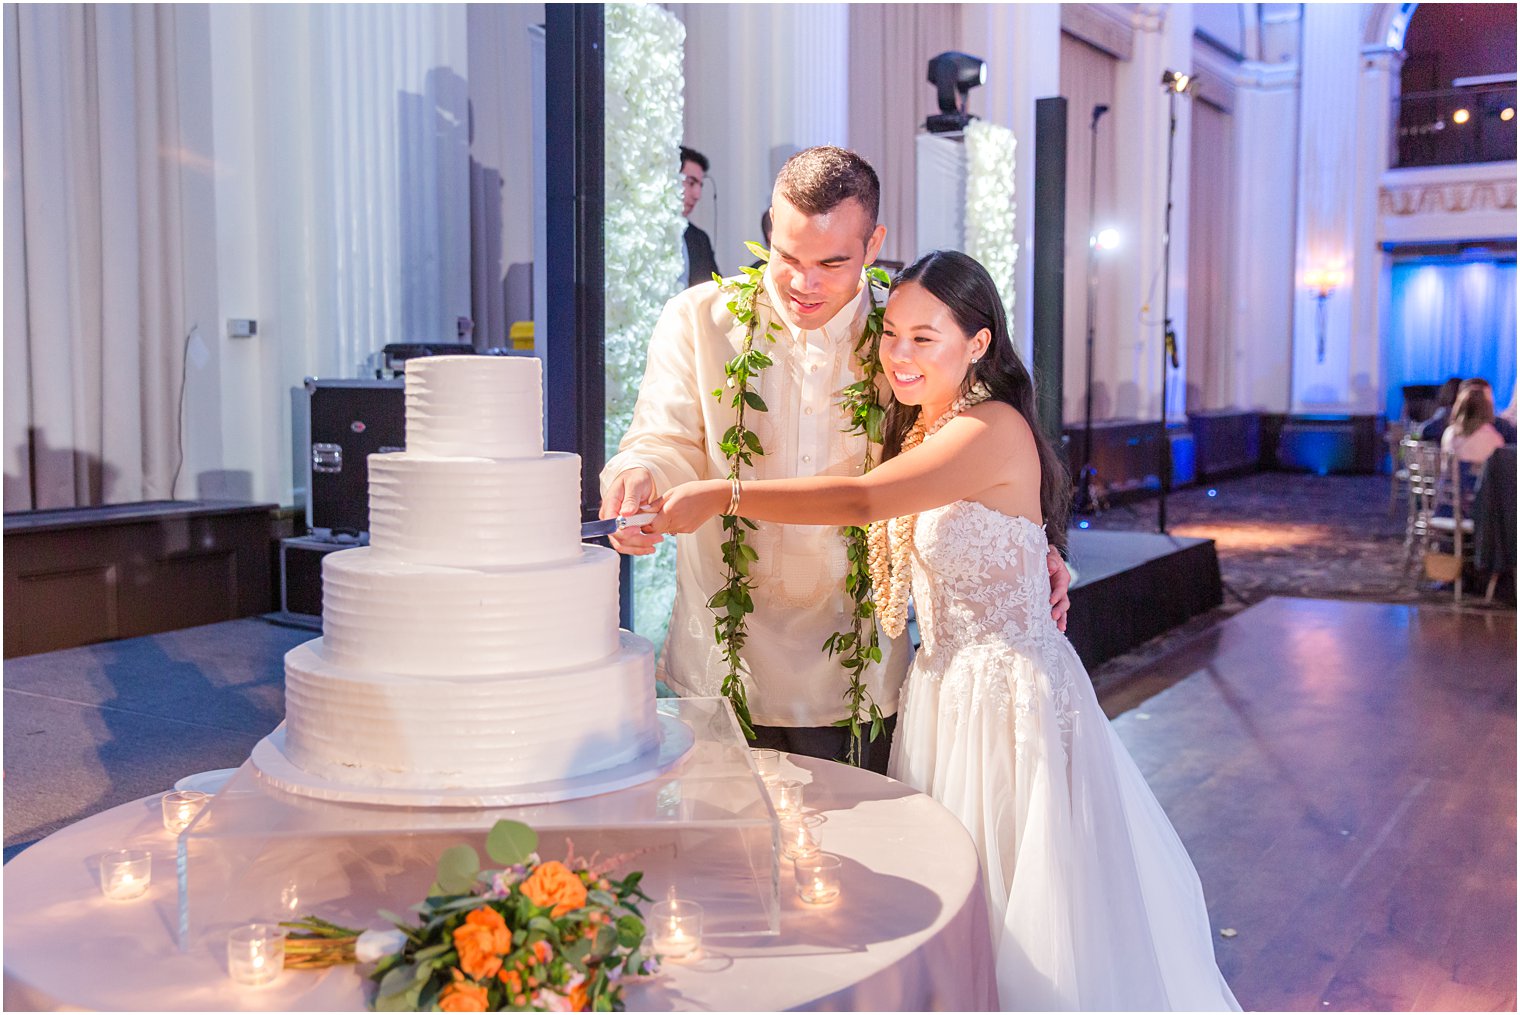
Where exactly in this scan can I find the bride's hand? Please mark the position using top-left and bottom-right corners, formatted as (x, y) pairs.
(650, 479), (731, 535)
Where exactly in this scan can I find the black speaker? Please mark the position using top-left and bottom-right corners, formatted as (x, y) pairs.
(279, 535), (355, 620)
(305, 378), (405, 538)
(1032, 97), (1068, 451)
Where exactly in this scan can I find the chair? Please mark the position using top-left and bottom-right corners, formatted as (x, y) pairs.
(1386, 423), (1411, 514)
(1421, 451), (1477, 603)
(1402, 439), (1442, 558)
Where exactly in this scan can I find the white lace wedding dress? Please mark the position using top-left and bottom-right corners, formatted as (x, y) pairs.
(888, 501), (1241, 1011)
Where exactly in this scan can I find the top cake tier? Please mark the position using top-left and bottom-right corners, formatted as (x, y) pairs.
(405, 355), (543, 459)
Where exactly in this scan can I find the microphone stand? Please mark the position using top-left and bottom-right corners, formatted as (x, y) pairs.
(1075, 103), (1109, 515)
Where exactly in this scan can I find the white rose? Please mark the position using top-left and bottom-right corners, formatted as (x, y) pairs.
(354, 928), (407, 963)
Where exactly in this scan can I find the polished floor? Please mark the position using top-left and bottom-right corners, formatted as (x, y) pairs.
(1106, 596), (1517, 1012)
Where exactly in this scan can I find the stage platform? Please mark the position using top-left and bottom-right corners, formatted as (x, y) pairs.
(1065, 528), (1223, 669)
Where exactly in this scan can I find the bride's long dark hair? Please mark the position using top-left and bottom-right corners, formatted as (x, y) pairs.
(880, 249), (1070, 554)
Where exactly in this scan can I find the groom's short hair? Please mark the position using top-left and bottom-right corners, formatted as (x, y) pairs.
(775, 146), (880, 228)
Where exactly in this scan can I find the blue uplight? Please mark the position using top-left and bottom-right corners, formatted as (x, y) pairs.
(1207, 488), (1217, 498)
(1078, 520), (1091, 529)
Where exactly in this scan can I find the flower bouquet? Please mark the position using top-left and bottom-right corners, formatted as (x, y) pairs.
(284, 819), (658, 1012)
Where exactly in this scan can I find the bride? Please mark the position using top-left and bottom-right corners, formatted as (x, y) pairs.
(652, 250), (1240, 1011)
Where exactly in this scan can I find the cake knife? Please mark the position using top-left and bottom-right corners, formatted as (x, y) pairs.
(580, 511), (658, 539)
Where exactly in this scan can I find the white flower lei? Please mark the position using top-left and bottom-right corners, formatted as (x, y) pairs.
(964, 120), (1019, 323)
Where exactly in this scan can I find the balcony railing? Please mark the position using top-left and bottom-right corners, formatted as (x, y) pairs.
(1394, 82), (1517, 168)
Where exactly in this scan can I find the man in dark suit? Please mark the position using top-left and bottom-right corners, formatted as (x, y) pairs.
(681, 146), (720, 287)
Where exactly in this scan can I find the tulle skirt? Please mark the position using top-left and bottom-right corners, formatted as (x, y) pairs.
(890, 639), (1241, 1012)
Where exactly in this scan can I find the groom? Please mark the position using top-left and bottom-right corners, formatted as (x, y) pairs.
(601, 146), (1070, 773)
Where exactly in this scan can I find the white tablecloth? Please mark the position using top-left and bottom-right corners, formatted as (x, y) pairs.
(3, 754), (997, 1011)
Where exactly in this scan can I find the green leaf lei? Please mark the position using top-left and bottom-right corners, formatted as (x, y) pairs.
(708, 247), (891, 763)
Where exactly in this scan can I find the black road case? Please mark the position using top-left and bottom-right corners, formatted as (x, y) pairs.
(304, 378), (405, 538)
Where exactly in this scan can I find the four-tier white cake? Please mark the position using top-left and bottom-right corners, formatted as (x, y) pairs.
(278, 355), (661, 791)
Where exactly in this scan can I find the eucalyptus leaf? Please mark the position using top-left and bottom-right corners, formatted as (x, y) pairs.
(434, 844), (480, 894)
(375, 964), (416, 1002)
(594, 923), (619, 955)
(486, 820), (538, 866)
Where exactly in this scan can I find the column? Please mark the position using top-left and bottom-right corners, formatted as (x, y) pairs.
(1291, 4), (1362, 410)
(1110, 3), (1194, 422)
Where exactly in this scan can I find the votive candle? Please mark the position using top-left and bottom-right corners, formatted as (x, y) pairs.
(99, 849), (151, 900)
(227, 923), (287, 986)
(649, 898), (703, 961)
(772, 779), (804, 817)
(749, 748), (780, 782)
(780, 815), (822, 860)
(794, 853), (842, 905)
(161, 789), (210, 834)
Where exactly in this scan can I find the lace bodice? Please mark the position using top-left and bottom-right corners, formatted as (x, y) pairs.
(910, 501), (1064, 663)
(905, 500), (1077, 745)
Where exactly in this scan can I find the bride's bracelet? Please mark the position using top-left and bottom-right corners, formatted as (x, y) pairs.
(725, 476), (742, 516)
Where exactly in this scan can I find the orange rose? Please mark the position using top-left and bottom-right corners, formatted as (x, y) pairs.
(569, 979), (590, 1012)
(498, 968), (523, 993)
(532, 939), (554, 965)
(439, 970), (491, 1013)
(519, 861), (588, 917)
(453, 906), (512, 981)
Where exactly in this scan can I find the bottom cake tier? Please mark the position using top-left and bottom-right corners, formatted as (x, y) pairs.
(281, 631), (658, 789)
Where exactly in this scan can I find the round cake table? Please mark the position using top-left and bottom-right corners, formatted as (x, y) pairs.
(3, 754), (997, 1011)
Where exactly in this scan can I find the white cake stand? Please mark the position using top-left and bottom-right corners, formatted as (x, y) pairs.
(249, 712), (695, 808)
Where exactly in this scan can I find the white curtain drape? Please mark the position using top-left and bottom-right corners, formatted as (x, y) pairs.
(1386, 259), (1518, 419)
(847, 4), (962, 267)
(1186, 96), (1235, 412)
(3, 4), (187, 510)
(1057, 31), (1119, 424)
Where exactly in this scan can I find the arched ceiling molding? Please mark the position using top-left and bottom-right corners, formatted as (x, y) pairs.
(1059, 3), (1134, 62)
(1364, 2), (1418, 52)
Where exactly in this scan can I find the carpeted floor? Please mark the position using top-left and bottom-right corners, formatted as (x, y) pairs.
(1086, 471), (1515, 692)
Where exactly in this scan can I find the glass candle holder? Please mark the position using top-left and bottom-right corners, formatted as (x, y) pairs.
(780, 814), (823, 861)
(771, 779), (804, 818)
(227, 923), (287, 986)
(161, 789), (210, 834)
(749, 748), (780, 782)
(794, 852), (843, 905)
(99, 849), (151, 900)
(649, 899), (703, 961)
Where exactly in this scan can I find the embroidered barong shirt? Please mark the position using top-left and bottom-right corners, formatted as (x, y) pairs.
(602, 268), (911, 727)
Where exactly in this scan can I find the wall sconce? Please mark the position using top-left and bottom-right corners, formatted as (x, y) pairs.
(1304, 267), (1345, 363)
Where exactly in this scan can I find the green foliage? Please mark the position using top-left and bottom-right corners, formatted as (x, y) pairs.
(827, 276), (891, 765)
(365, 819), (656, 1012)
(486, 820), (538, 868)
(710, 261), (891, 763)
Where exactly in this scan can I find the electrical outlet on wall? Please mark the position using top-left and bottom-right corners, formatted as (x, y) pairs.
(228, 318), (257, 339)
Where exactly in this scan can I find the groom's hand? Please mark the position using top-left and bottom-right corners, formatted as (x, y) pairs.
(600, 467), (663, 556)
(1046, 545), (1071, 633)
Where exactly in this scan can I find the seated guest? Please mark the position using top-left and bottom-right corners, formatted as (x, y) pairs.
(1466, 378), (1517, 443)
(1442, 383), (1507, 464)
(1417, 376), (1462, 441)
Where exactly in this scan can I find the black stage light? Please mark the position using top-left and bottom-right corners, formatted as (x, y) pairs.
(926, 51), (987, 134)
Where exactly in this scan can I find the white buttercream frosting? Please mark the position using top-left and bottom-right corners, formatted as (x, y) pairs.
(281, 354), (658, 793)
(367, 451), (581, 567)
(283, 633), (659, 789)
(405, 355), (543, 459)
(320, 545), (620, 676)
